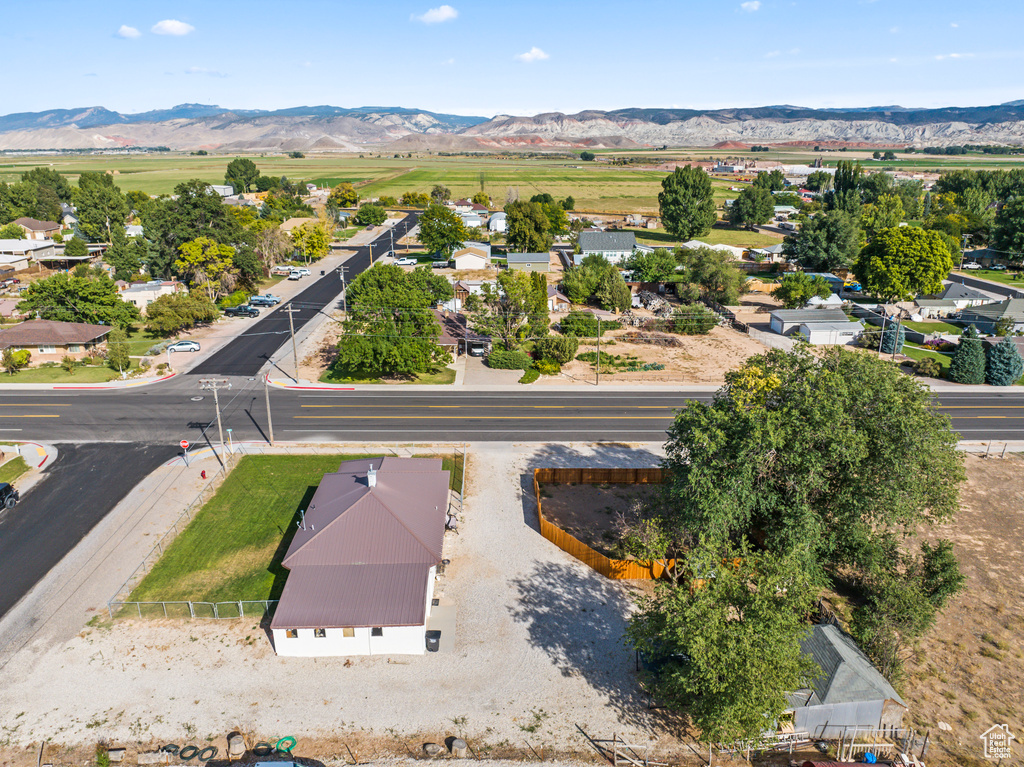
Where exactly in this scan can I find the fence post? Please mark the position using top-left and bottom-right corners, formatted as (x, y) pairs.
(163, 602), (167, 618)
(238, 601), (243, 618)
(188, 601), (195, 619)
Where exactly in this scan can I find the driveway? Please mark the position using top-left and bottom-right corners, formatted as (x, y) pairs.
(462, 355), (524, 386)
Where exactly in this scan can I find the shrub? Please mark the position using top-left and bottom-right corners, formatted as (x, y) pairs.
(519, 368), (540, 384)
(534, 336), (579, 364)
(217, 289), (251, 308)
(879, 323), (906, 355)
(535, 360), (562, 375)
(559, 311), (620, 337)
(949, 324), (986, 384)
(487, 349), (532, 370)
(665, 304), (718, 335)
(912, 357), (944, 378)
(60, 355), (77, 374)
(985, 336), (1024, 386)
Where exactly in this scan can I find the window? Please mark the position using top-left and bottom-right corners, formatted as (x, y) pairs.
(342, 627), (355, 638)
(371, 627), (384, 637)
(38, 345), (55, 354)
(68, 345), (81, 353)
(314, 628), (326, 638)
(285, 629), (298, 639)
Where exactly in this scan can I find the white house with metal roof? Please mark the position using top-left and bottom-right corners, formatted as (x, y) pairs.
(769, 308), (850, 336)
(576, 231), (637, 265)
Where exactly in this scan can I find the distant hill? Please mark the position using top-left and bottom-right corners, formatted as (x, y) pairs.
(0, 102), (1022, 151)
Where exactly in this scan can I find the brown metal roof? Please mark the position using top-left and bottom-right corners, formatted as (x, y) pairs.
(13, 216), (59, 231)
(0, 319), (111, 349)
(270, 457), (450, 630)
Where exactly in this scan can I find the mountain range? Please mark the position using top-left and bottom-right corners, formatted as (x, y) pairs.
(0, 102), (1022, 152)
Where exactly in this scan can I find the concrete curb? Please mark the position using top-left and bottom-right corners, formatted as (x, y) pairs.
(0, 373), (177, 392)
(266, 375), (722, 393)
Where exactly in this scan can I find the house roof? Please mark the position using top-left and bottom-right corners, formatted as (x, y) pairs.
(13, 217), (59, 231)
(432, 309), (489, 346)
(791, 624), (906, 709)
(800, 321), (862, 332)
(0, 319), (112, 349)
(771, 308), (850, 323)
(0, 239), (55, 254)
(935, 282), (994, 302)
(270, 457), (449, 630)
(125, 225), (144, 237)
(915, 299), (957, 308)
(452, 198), (472, 206)
(547, 285), (570, 302)
(470, 203), (488, 211)
(579, 231), (637, 252)
(960, 298), (1024, 322)
(506, 252), (548, 264)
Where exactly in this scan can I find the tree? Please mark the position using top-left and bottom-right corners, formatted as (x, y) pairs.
(173, 236), (236, 302)
(753, 169), (786, 192)
(992, 196), (1024, 256)
(74, 172), (128, 242)
(593, 263), (631, 312)
(224, 158), (260, 194)
(561, 254), (629, 310)
(144, 292), (218, 335)
(773, 272), (832, 309)
(782, 210), (861, 272)
(64, 236), (89, 260)
(335, 264), (445, 377)
(2, 348), (30, 375)
(895, 179), (924, 219)
(327, 182), (359, 209)
(250, 221), (290, 276)
(471, 191), (490, 207)
(469, 270), (540, 350)
(561, 195), (575, 211)
(677, 247), (746, 305)
(805, 171), (833, 193)
(354, 203), (387, 227)
(418, 203), (468, 257)
(430, 184), (451, 204)
(106, 326), (131, 374)
(0, 222), (24, 239)
(17, 273), (141, 328)
(580, 151), (596, 161)
(622, 249), (678, 282)
(541, 202), (569, 235)
(21, 167), (73, 204)
(948, 324), (986, 385)
(534, 336), (579, 364)
(853, 227), (954, 300)
(985, 336), (1024, 386)
(728, 186), (774, 228)
(505, 200), (552, 253)
(861, 193), (905, 236)
(658, 166), (717, 240)
(661, 346), (964, 572)
(627, 549), (818, 744)
(400, 191), (430, 208)
(105, 225), (141, 280)
(292, 221), (331, 263)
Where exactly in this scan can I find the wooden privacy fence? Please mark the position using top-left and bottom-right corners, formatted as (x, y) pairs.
(533, 468), (672, 580)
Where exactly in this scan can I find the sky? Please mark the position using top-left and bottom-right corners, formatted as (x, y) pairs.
(3, 0), (1023, 118)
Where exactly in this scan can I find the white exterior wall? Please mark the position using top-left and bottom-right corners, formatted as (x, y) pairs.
(577, 249), (631, 265)
(272, 566), (436, 657)
(452, 254), (488, 270)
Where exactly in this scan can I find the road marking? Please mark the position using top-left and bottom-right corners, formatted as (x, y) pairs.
(938, 405), (1024, 409)
(975, 416), (1008, 419)
(294, 415), (670, 421)
(0, 403), (70, 407)
(0, 428), (23, 431)
(299, 404), (677, 409)
(0, 415), (60, 418)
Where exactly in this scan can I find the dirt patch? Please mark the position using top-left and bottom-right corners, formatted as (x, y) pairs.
(540, 483), (661, 557)
(899, 453), (1024, 766)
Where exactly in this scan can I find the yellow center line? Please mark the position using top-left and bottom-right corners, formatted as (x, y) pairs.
(937, 405), (1024, 409)
(976, 416), (1008, 419)
(427, 405), (460, 408)
(294, 415), (670, 421)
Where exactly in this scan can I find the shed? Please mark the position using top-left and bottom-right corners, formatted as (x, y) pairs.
(797, 320), (862, 345)
(488, 212), (507, 233)
(506, 252), (550, 272)
(451, 246), (491, 271)
(547, 285), (571, 313)
(769, 308), (849, 336)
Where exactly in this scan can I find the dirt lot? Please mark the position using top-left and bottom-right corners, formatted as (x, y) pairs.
(540, 483), (662, 557)
(898, 453), (1024, 767)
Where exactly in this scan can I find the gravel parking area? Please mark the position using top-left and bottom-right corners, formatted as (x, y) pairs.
(0, 443), (685, 764)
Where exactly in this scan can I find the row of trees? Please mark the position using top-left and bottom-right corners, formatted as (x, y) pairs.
(948, 325), (1024, 385)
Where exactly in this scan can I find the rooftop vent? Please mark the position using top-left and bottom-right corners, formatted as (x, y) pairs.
(367, 464), (377, 488)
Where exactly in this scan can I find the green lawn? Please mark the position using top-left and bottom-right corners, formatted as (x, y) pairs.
(0, 456), (30, 484)
(124, 326), (168, 356)
(952, 269), (1024, 287)
(903, 321), (963, 336)
(320, 363), (455, 385)
(901, 344), (953, 377)
(2, 365), (122, 383)
(126, 453), (464, 605)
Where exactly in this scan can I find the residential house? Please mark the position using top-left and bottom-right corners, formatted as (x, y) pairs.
(786, 623), (907, 738)
(451, 199), (473, 214)
(451, 244), (491, 271)
(769, 308), (850, 336)
(270, 457), (450, 657)
(576, 231), (637, 265)
(506, 252), (550, 272)
(749, 244), (786, 264)
(913, 298), (958, 319)
(547, 285), (571, 313)
(443, 279), (494, 312)
(773, 205), (799, 218)
(13, 217), (61, 241)
(433, 309), (490, 357)
(0, 319), (110, 363)
(924, 282), (998, 310)
(0, 239), (56, 271)
(210, 184), (234, 197)
(469, 202), (488, 214)
(488, 212), (507, 233)
(280, 217), (317, 235)
(0, 300), (25, 320)
(119, 280), (187, 315)
(958, 299), (1024, 335)
(460, 213), (484, 230)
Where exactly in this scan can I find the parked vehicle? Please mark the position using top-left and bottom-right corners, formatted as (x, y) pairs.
(989, 264), (1008, 271)
(294, 268), (311, 277)
(0, 482), (19, 510)
(272, 265), (294, 275)
(432, 261), (449, 269)
(963, 262), (982, 270)
(288, 271), (302, 280)
(249, 295), (280, 306)
(167, 340), (201, 352)
(395, 257), (416, 266)
(224, 305), (260, 317)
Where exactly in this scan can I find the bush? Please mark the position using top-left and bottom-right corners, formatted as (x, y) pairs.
(218, 289), (251, 308)
(985, 336), (1024, 386)
(519, 368), (540, 384)
(60, 355), (77, 374)
(949, 324), (986, 384)
(665, 304), (718, 335)
(535, 360), (562, 375)
(534, 336), (579, 364)
(487, 349), (532, 370)
(559, 311), (620, 337)
(913, 357), (944, 378)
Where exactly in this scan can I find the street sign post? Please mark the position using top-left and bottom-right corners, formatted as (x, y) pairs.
(180, 439), (190, 466)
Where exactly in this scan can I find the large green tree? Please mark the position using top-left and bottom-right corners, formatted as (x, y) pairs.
(224, 158), (260, 194)
(752, 169), (786, 192)
(17, 273), (141, 328)
(106, 326), (131, 374)
(336, 264), (446, 376)
(144, 292), (218, 335)
(622, 249), (678, 282)
(469, 270), (544, 350)
(418, 203), (468, 257)
(173, 236), (236, 302)
(773, 272), (833, 309)
(985, 336), (1024, 386)
(327, 182), (359, 209)
(853, 226), (954, 300)
(74, 172), (129, 242)
(627, 549), (819, 744)
(354, 203), (387, 226)
(677, 247), (747, 305)
(561, 253), (630, 311)
(729, 186), (774, 228)
(505, 200), (552, 253)
(782, 210), (861, 272)
(861, 193), (906, 237)
(0, 222), (24, 239)
(948, 324), (986, 384)
(292, 221), (331, 263)
(658, 166), (716, 240)
(992, 196), (1024, 256)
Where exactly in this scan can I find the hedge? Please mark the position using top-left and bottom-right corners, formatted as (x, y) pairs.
(487, 349), (532, 370)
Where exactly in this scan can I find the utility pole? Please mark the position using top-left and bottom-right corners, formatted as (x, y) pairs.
(263, 375), (275, 446)
(876, 312), (888, 355)
(338, 265), (349, 316)
(199, 378), (232, 461)
(960, 233), (971, 269)
(284, 304), (300, 382)
(596, 316), (601, 386)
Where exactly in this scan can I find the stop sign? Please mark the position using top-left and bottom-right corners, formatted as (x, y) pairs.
(180, 440), (189, 450)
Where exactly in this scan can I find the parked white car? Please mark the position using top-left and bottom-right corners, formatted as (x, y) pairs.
(167, 340), (201, 353)
(395, 257), (416, 266)
(963, 262), (982, 270)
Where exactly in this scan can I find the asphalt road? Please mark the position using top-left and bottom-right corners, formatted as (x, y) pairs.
(0, 443), (176, 618)
(189, 212), (420, 377)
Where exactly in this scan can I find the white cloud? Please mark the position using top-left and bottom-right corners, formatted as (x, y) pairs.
(740, 1), (761, 11)
(411, 5), (458, 23)
(765, 50), (781, 58)
(889, 26), (900, 34)
(152, 19), (195, 36)
(951, 22), (959, 27)
(935, 52), (973, 60)
(185, 66), (227, 77)
(117, 25), (141, 39)
(442, 58), (456, 65)
(515, 46), (549, 63)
